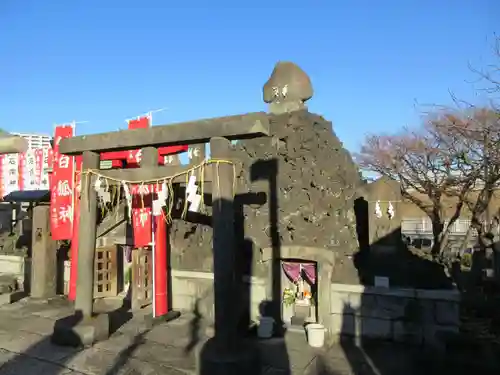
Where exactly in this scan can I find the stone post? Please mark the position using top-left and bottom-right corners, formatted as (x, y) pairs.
(188, 143), (206, 167)
(53, 150), (110, 347)
(210, 137), (237, 351)
(74, 151), (100, 317)
(30, 205), (58, 298)
(199, 137), (257, 375)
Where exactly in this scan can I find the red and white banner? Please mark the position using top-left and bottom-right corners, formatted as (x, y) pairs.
(0, 156), (4, 198)
(50, 124), (75, 240)
(46, 148), (54, 189)
(35, 149), (43, 187)
(33, 148), (51, 190)
(0, 148), (51, 199)
(128, 115), (154, 247)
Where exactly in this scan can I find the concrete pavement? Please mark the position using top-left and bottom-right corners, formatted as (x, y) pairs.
(0, 296), (489, 375)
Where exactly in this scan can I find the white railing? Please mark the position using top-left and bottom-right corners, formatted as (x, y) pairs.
(401, 217), (490, 236)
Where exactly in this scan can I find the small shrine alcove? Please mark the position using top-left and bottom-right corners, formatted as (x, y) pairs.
(281, 259), (318, 327)
(261, 245), (335, 336)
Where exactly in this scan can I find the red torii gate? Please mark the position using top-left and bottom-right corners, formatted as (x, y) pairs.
(68, 118), (187, 318)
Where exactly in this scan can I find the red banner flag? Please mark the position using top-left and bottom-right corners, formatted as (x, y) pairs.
(46, 148), (54, 189)
(0, 155), (4, 199)
(35, 149), (43, 187)
(18, 153), (25, 191)
(68, 155), (83, 300)
(128, 116), (150, 130)
(50, 125), (75, 240)
(127, 115), (154, 247)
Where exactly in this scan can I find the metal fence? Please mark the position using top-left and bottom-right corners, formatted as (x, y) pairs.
(401, 218), (484, 236)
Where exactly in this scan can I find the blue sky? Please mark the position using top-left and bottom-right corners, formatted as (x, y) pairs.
(0, 0), (498, 153)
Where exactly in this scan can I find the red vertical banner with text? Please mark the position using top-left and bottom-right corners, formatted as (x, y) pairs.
(68, 155), (83, 300)
(128, 115), (153, 247)
(18, 153), (25, 191)
(50, 125), (75, 240)
(34, 149), (43, 187)
(46, 148), (54, 189)
(0, 155), (4, 199)
(131, 185), (153, 247)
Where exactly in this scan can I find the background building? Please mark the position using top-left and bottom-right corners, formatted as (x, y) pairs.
(11, 133), (51, 150)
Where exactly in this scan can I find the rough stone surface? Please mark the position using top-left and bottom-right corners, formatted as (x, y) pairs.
(263, 62), (313, 104)
(170, 110), (362, 282)
(0, 276), (17, 295)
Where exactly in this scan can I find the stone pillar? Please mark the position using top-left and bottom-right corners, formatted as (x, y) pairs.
(188, 143), (206, 167)
(30, 205), (58, 298)
(53, 150), (109, 347)
(74, 151), (100, 317)
(199, 138), (257, 375)
(209, 137), (237, 351)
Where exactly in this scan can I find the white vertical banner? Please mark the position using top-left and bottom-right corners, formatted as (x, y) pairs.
(22, 149), (37, 190)
(3, 154), (19, 196)
(40, 148), (51, 190)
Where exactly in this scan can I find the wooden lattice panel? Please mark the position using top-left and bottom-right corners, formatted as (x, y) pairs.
(131, 248), (153, 310)
(93, 245), (118, 298)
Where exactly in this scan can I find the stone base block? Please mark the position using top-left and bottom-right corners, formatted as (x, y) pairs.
(392, 321), (423, 345)
(197, 338), (259, 375)
(51, 313), (110, 347)
(144, 310), (181, 328)
(0, 291), (26, 306)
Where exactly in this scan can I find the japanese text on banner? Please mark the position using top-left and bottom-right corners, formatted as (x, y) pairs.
(2, 154), (19, 196)
(21, 150), (38, 191)
(50, 125), (75, 240)
(127, 115), (153, 247)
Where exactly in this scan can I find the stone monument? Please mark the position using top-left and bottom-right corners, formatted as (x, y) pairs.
(171, 61), (363, 332)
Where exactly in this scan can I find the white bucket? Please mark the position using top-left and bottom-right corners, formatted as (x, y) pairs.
(306, 323), (326, 348)
(257, 316), (275, 338)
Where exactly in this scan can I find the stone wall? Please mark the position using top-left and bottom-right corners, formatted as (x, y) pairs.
(170, 270), (267, 324)
(0, 255), (30, 289)
(0, 255), (71, 294)
(329, 283), (460, 345)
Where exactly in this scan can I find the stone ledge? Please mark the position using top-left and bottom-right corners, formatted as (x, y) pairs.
(0, 290), (27, 305)
(171, 270), (267, 286)
(172, 270), (214, 280)
(329, 313), (459, 345)
(416, 289), (460, 302)
(331, 283), (460, 301)
(260, 246), (335, 265)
